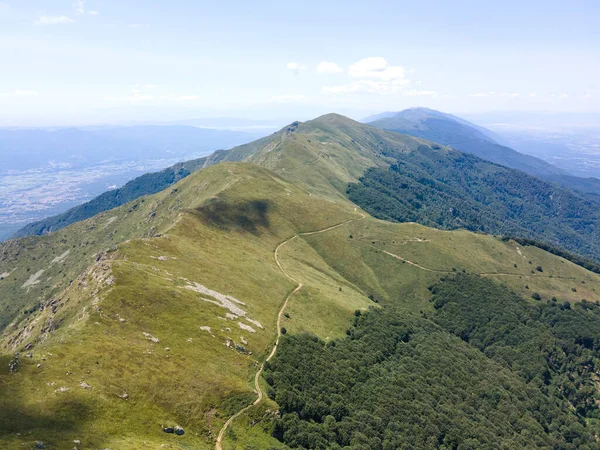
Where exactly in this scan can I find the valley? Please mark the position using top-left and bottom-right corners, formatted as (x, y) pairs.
(0, 125), (261, 241)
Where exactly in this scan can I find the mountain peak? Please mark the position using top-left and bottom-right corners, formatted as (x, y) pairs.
(303, 113), (363, 129)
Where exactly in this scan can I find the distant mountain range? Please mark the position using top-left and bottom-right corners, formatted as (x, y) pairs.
(365, 107), (600, 198)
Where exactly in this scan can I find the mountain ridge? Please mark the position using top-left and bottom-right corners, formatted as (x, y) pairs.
(3, 114), (600, 448)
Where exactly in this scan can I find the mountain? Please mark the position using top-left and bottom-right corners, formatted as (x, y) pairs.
(10, 128), (295, 238)
(21, 114), (600, 260)
(3, 114), (600, 448)
(367, 107), (600, 197)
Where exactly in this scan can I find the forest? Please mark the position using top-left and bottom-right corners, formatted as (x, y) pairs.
(265, 274), (600, 449)
(347, 146), (600, 261)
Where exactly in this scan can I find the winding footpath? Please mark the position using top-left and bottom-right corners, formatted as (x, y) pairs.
(374, 247), (585, 280)
(215, 212), (365, 450)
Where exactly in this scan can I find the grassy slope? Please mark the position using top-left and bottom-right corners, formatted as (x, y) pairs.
(0, 163), (372, 449)
(3, 114), (600, 448)
(12, 133), (278, 239)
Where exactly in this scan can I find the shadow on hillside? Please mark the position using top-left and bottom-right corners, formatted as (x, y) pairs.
(0, 355), (92, 444)
(194, 198), (272, 235)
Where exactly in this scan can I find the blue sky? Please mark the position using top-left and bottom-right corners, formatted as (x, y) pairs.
(0, 0), (599, 125)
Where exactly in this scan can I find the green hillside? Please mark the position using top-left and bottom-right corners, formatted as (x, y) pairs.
(347, 145), (600, 261)
(2, 114), (600, 449)
(12, 133), (277, 239)
(367, 107), (600, 197)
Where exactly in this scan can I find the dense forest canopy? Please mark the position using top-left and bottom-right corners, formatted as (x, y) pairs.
(347, 146), (600, 261)
(265, 275), (600, 449)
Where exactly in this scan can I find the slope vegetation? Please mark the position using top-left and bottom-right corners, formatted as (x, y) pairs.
(368, 107), (600, 196)
(3, 114), (600, 449)
(347, 144), (600, 261)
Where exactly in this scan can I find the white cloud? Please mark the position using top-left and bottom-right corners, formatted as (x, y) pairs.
(143, 84), (157, 89)
(0, 3), (10, 16)
(73, 0), (85, 14)
(129, 24), (149, 29)
(0, 90), (37, 97)
(286, 62), (306, 74)
(322, 57), (420, 96)
(272, 94), (308, 103)
(316, 61), (343, 74)
(88, 10), (99, 16)
(348, 57), (405, 81)
(35, 15), (74, 25)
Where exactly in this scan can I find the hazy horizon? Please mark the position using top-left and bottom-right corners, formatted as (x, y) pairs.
(0, 0), (598, 127)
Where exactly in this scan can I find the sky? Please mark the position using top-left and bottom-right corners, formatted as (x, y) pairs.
(0, 0), (599, 126)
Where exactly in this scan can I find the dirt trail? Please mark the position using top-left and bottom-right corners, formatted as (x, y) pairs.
(376, 247), (584, 280)
(215, 212), (364, 450)
(379, 248), (449, 273)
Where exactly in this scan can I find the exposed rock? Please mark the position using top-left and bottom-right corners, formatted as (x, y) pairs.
(37, 363), (42, 368)
(54, 387), (70, 393)
(240, 336), (248, 345)
(238, 322), (256, 333)
(118, 392), (129, 400)
(9, 357), (20, 373)
(50, 250), (70, 264)
(22, 269), (44, 289)
(73, 440), (81, 445)
(225, 313), (238, 320)
(164, 347), (170, 352)
(182, 281), (247, 316)
(34, 441), (46, 449)
(235, 344), (248, 354)
(142, 332), (160, 343)
(199, 326), (211, 333)
(80, 381), (92, 389)
(175, 426), (185, 436)
(245, 318), (263, 329)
